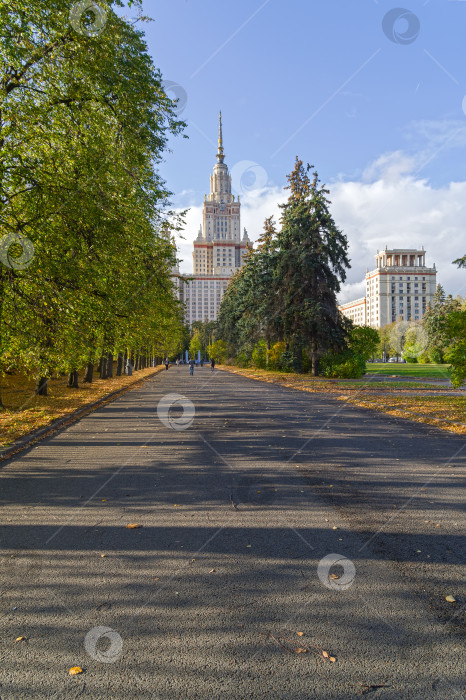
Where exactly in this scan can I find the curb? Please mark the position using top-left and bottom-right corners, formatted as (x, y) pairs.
(0, 368), (164, 465)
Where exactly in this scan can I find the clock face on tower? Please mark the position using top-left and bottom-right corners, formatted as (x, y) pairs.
(219, 201), (225, 211)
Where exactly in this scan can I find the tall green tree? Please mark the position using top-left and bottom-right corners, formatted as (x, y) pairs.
(0, 0), (186, 405)
(444, 310), (466, 388)
(191, 320), (217, 357)
(218, 160), (351, 375)
(275, 158), (350, 374)
(423, 285), (460, 363)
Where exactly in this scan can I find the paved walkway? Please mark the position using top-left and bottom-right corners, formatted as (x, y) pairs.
(1, 367), (464, 699)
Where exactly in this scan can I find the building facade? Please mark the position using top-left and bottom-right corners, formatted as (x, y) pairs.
(339, 247), (437, 329)
(338, 297), (367, 326)
(174, 113), (252, 325)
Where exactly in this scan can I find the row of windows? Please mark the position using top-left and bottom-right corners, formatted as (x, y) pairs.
(391, 276), (426, 280)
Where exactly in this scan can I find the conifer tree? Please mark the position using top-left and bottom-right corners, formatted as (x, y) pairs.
(275, 158), (350, 374)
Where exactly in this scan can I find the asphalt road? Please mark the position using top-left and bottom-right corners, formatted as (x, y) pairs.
(1, 366), (465, 699)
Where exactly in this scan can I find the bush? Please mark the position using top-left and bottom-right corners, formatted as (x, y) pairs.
(428, 348), (445, 364)
(280, 350), (299, 372)
(402, 349), (418, 363)
(251, 340), (267, 369)
(268, 342), (286, 370)
(417, 352), (431, 364)
(235, 351), (251, 368)
(320, 352), (366, 379)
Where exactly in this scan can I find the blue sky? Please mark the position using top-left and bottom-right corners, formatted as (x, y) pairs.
(124, 1), (466, 299)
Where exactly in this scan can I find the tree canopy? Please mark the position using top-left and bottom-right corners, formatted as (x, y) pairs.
(0, 1), (186, 404)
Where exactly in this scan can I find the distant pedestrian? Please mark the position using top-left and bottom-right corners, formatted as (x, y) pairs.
(210, 358), (215, 372)
(189, 358), (195, 376)
(164, 357), (169, 370)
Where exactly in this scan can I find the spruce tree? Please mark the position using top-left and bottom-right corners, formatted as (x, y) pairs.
(276, 158), (350, 374)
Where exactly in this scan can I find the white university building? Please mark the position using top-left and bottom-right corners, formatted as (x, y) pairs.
(173, 113), (252, 325)
(339, 247), (437, 329)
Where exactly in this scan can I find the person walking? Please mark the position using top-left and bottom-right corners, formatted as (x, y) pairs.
(164, 357), (169, 371)
(189, 358), (195, 376)
(210, 358), (215, 372)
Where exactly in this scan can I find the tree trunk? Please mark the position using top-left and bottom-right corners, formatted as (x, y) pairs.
(36, 377), (48, 396)
(67, 370), (79, 388)
(293, 339), (303, 374)
(107, 352), (113, 378)
(116, 353), (124, 376)
(83, 361), (94, 383)
(311, 342), (318, 377)
(100, 354), (108, 379)
(0, 272), (4, 408)
(135, 353), (140, 371)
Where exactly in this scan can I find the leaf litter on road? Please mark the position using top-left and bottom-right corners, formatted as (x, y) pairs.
(262, 631), (337, 661)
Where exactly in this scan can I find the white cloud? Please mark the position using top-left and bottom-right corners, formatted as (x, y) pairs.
(331, 156), (466, 302)
(175, 151), (466, 303)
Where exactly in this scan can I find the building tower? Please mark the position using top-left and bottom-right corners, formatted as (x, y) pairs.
(192, 112), (250, 276)
(180, 113), (252, 326)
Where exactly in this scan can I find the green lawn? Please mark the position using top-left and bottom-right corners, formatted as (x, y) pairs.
(365, 362), (451, 379)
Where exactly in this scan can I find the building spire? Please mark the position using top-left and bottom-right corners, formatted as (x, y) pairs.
(216, 111), (225, 163)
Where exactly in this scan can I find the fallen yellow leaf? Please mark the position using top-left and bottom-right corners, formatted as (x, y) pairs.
(329, 656), (336, 663)
(445, 595), (456, 602)
(297, 631), (304, 637)
(15, 636), (27, 642)
(209, 568), (215, 573)
(322, 650), (329, 658)
(69, 666), (83, 675)
(126, 523), (142, 529)
(296, 647), (307, 654)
